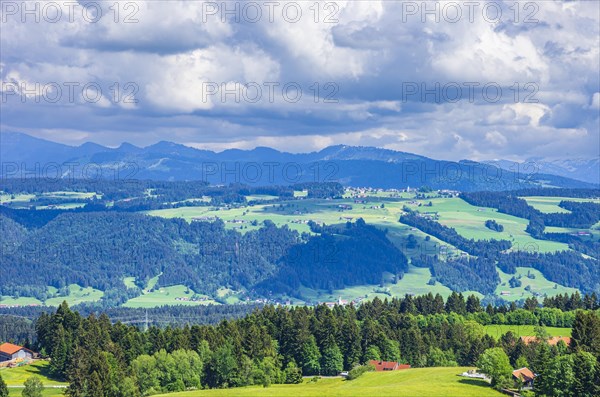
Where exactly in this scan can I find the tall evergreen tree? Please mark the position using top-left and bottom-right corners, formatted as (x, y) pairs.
(0, 374), (8, 397)
(571, 311), (600, 357)
(572, 351), (598, 397)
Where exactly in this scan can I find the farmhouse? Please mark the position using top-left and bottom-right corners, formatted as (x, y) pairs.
(369, 360), (411, 371)
(0, 343), (35, 362)
(512, 367), (536, 388)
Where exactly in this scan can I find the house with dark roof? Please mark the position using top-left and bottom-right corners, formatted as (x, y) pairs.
(512, 367), (536, 388)
(0, 343), (34, 362)
(368, 360), (411, 371)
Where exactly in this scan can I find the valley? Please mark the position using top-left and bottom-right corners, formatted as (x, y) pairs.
(1, 183), (598, 309)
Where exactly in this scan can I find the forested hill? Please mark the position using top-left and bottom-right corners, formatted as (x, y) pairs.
(260, 220), (408, 294)
(0, 212), (406, 305)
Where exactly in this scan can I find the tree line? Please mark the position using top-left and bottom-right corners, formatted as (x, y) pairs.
(27, 294), (600, 396)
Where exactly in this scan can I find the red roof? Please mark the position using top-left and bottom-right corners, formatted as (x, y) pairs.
(368, 360), (411, 371)
(513, 367), (535, 383)
(520, 336), (571, 346)
(0, 343), (28, 355)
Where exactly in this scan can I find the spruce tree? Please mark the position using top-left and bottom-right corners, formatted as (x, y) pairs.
(0, 374), (8, 397)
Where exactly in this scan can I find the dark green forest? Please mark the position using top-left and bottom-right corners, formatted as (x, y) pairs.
(19, 293), (600, 396)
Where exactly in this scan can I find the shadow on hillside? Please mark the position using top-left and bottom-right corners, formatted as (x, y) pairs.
(20, 361), (64, 382)
(458, 378), (493, 388)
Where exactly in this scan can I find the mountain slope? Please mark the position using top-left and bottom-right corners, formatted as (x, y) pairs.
(486, 158), (599, 185)
(0, 132), (594, 191)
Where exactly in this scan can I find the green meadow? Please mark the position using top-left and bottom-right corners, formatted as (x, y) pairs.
(483, 324), (571, 340)
(0, 284), (103, 307)
(298, 267), (481, 305)
(123, 285), (218, 308)
(522, 196), (599, 214)
(419, 198), (569, 253)
(1, 360), (67, 396)
(495, 268), (578, 302)
(44, 284), (104, 306)
(146, 196), (570, 252)
(156, 367), (503, 397)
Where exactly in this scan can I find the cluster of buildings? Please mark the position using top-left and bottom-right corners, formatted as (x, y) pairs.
(174, 296), (210, 302)
(462, 336), (572, 391)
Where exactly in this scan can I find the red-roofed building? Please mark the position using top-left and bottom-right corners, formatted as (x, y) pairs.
(0, 343), (34, 362)
(368, 360), (411, 371)
(520, 336), (571, 346)
(512, 367), (536, 388)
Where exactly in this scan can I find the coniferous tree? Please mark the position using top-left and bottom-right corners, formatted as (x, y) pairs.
(572, 351), (598, 397)
(466, 295), (481, 313)
(340, 315), (361, 369)
(321, 339), (343, 376)
(299, 336), (321, 375)
(0, 374), (8, 397)
(283, 361), (303, 384)
(571, 311), (600, 357)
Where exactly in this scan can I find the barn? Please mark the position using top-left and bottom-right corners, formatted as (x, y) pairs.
(0, 343), (34, 362)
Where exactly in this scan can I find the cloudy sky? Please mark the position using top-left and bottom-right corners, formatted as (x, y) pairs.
(1, 0), (599, 160)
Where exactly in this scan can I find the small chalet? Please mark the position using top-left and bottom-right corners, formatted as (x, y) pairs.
(0, 343), (35, 362)
(512, 367), (536, 388)
(520, 336), (571, 346)
(369, 360), (411, 371)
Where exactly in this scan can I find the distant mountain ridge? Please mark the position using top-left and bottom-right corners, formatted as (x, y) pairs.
(0, 132), (596, 191)
(485, 158), (599, 185)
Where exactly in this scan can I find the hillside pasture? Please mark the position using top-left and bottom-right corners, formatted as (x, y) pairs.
(156, 367), (503, 397)
(123, 285), (218, 308)
(483, 324), (571, 340)
(416, 198), (569, 253)
(521, 196), (599, 214)
(495, 267), (578, 302)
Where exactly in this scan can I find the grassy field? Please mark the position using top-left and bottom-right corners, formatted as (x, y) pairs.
(483, 324), (571, 340)
(298, 267), (480, 305)
(0, 193), (36, 208)
(8, 389), (65, 396)
(0, 360), (67, 386)
(2, 360), (67, 396)
(45, 284), (104, 306)
(0, 191), (99, 210)
(123, 285), (218, 308)
(419, 198), (569, 253)
(146, 196), (570, 253)
(245, 195), (279, 201)
(156, 367), (503, 397)
(495, 268), (578, 302)
(0, 284), (103, 307)
(522, 196), (599, 214)
(0, 296), (43, 306)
